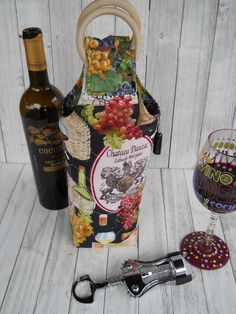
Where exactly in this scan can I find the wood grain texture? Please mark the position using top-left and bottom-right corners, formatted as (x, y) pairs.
(170, 0), (219, 168)
(82, 0), (115, 39)
(147, 0), (184, 168)
(34, 210), (78, 314)
(0, 165), (37, 307)
(185, 169), (236, 314)
(0, 163), (23, 223)
(220, 213), (236, 280)
(69, 247), (108, 314)
(104, 246), (138, 314)
(49, 0), (83, 96)
(0, 0), (28, 162)
(0, 122), (6, 162)
(233, 105), (236, 128)
(115, 0), (149, 83)
(162, 169), (208, 314)
(0, 198), (58, 314)
(138, 169), (173, 314)
(200, 0), (236, 148)
(16, 0), (54, 86)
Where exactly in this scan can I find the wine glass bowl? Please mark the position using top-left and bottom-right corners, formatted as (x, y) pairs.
(181, 129), (236, 270)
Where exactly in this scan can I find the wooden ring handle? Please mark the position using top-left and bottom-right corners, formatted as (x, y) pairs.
(77, 7), (141, 64)
(78, 0), (141, 30)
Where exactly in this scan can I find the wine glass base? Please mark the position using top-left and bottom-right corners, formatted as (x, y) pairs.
(180, 231), (229, 270)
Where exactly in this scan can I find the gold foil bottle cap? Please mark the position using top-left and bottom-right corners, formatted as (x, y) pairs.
(22, 27), (47, 71)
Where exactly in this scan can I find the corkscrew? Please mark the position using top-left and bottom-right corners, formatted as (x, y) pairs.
(72, 251), (192, 303)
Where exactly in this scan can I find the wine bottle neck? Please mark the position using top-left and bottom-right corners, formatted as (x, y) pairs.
(22, 28), (50, 88)
(78, 167), (86, 187)
(29, 69), (50, 88)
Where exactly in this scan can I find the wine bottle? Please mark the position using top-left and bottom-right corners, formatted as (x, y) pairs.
(72, 166), (95, 214)
(20, 27), (68, 210)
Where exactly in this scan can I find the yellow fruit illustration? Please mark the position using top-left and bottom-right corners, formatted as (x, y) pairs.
(89, 39), (99, 49)
(101, 52), (108, 60)
(85, 38), (112, 77)
(100, 60), (108, 71)
(92, 51), (101, 61)
(85, 37), (90, 49)
(88, 65), (94, 72)
(92, 60), (100, 70)
(70, 211), (93, 247)
(87, 49), (92, 56)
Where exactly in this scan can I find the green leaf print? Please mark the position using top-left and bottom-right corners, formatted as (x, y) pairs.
(87, 70), (122, 93)
(104, 133), (124, 149)
(120, 53), (133, 72)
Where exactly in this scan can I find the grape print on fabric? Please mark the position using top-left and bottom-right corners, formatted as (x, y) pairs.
(60, 35), (161, 248)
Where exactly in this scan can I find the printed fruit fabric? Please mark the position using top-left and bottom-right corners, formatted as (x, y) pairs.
(85, 36), (136, 96)
(69, 210), (93, 246)
(60, 35), (161, 248)
(81, 96), (143, 149)
(117, 190), (142, 230)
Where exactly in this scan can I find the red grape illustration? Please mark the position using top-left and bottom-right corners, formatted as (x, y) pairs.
(82, 96), (143, 148)
(117, 189), (142, 230)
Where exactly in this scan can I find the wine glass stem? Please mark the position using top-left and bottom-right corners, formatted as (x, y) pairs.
(204, 212), (219, 244)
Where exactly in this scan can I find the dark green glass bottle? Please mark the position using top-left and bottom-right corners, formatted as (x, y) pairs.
(20, 27), (68, 210)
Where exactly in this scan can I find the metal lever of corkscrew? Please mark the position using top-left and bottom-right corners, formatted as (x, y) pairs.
(72, 251), (192, 303)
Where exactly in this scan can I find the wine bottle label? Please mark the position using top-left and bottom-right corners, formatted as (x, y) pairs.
(23, 118), (66, 173)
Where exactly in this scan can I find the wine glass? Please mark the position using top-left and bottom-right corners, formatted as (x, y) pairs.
(181, 129), (236, 270)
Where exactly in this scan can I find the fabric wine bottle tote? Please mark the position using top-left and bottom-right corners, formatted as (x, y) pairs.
(60, 1), (162, 248)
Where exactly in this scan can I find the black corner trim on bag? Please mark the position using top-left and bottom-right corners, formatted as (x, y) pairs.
(153, 132), (162, 155)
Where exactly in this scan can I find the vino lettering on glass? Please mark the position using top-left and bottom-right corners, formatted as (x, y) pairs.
(20, 28), (68, 210)
(181, 129), (236, 270)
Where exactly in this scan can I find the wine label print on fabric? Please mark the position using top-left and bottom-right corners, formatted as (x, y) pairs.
(91, 136), (152, 212)
(60, 35), (161, 248)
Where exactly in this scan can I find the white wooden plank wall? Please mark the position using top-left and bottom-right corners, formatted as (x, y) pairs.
(0, 0), (235, 167)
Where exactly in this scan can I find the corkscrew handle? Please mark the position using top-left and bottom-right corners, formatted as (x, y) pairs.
(72, 275), (108, 304)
